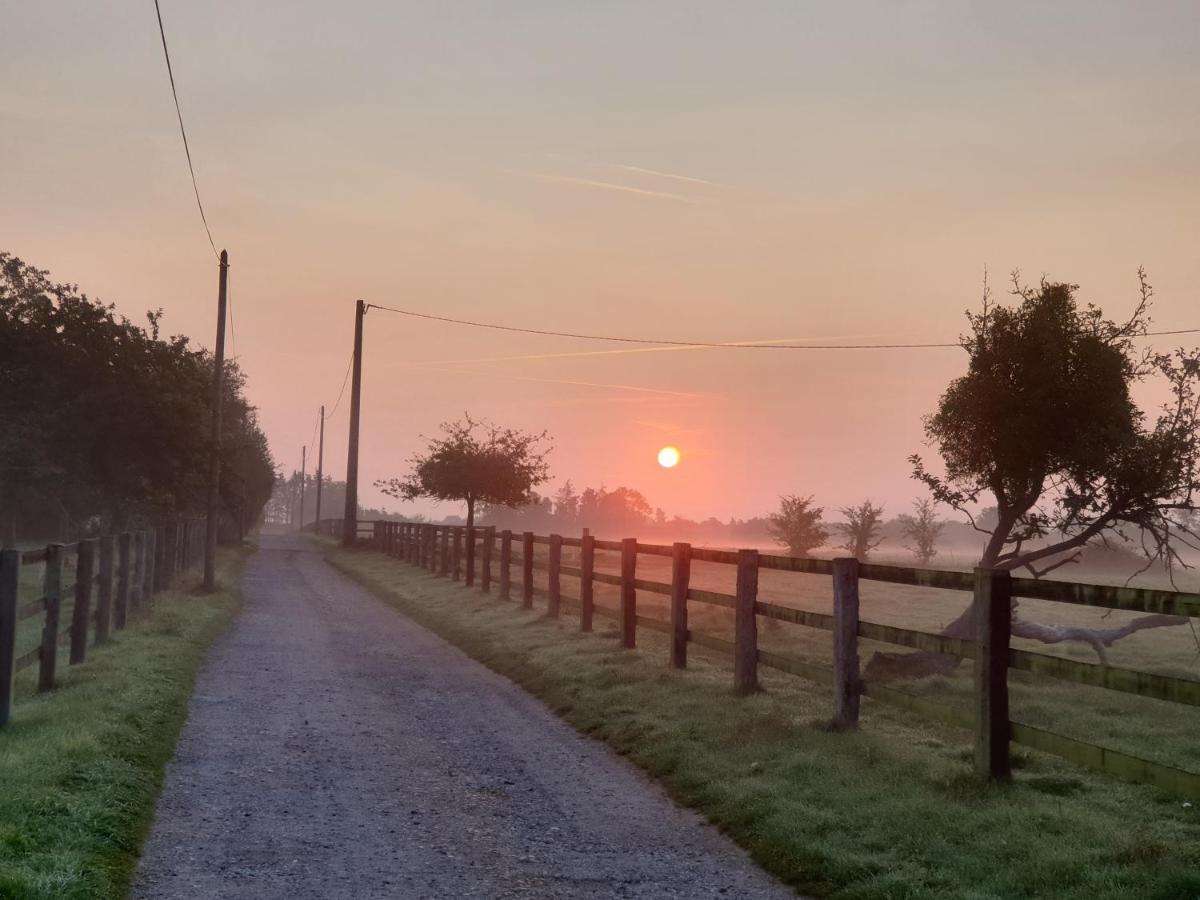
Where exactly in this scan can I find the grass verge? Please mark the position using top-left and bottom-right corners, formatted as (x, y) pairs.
(323, 541), (1200, 900)
(0, 547), (248, 900)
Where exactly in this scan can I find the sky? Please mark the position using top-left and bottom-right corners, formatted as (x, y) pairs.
(3, 1), (1199, 522)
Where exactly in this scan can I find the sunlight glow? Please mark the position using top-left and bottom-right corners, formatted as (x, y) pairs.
(657, 446), (681, 468)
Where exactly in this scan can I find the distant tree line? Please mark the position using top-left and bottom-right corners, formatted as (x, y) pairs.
(0, 252), (275, 544)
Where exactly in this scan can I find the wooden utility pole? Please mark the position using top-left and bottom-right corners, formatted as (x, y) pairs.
(203, 249), (228, 591)
(314, 405), (325, 528)
(298, 446), (307, 532)
(343, 300), (366, 546)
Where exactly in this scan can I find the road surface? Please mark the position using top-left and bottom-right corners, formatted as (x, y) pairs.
(133, 534), (797, 899)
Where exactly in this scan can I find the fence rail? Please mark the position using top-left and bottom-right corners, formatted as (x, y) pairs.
(314, 517), (1200, 798)
(0, 517), (205, 728)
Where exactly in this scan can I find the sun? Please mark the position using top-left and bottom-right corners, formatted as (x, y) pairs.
(657, 446), (681, 469)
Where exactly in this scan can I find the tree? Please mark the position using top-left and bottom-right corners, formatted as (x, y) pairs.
(0, 251), (274, 542)
(767, 494), (829, 557)
(376, 415), (551, 528)
(553, 480), (579, 526)
(899, 498), (944, 564)
(838, 500), (885, 561)
(901, 270), (1200, 663)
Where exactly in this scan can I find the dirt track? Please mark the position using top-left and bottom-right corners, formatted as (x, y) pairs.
(132, 534), (797, 899)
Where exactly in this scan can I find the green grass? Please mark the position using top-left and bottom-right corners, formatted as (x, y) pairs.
(322, 541), (1200, 900)
(0, 548), (247, 900)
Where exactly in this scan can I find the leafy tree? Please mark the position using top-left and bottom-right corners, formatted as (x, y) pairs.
(376, 415), (551, 528)
(899, 498), (944, 564)
(838, 500), (885, 561)
(553, 480), (579, 525)
(767, 494), (829, 557)
(901, 270), (1200, 663)
(0, 252), (274, 543)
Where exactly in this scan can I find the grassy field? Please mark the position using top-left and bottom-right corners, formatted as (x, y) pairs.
(0, 547), (247, 900)
(322, 540), (1200, 900)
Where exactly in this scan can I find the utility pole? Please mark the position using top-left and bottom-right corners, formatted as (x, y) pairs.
(343, 299), (366, 546)
(314, 405), (325, 530)
(203, 249), (228, 591)
(298, 446), (307, 532)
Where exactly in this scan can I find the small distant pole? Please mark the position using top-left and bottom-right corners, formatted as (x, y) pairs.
(314, 406), (325, 529)
(342, 300), (366, 546)
(298, 445), (307, 532)
(203, 249), (229, 591)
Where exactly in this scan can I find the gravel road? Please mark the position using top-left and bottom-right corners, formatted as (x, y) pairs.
(132, 534), (798, 899)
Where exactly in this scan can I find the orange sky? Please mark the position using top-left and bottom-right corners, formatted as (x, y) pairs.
(4, 2), (1199, 522)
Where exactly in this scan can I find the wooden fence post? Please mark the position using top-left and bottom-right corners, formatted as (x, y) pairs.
(96, 535), (114, 643)
(975, 567), (1012, 781)
(0, 549), (20, 726)
(143, 529), (156, 609)
(481, 527), (494, 593)
(131, 531), (145, 619)
(452, 528), (462, 581)
(163, 520), (178, 586)
(499, 530), (512, 599)
(521, 532), (534, 609)
(465, 526), (476, 587)
(39, 543), (63, 692)
(548, 534), (562, 617)
(620, 538), (637, 648)
(734, 549), (759, 695)
(374, 521), (384, 550)
(115, 532), (131, 630)
(670, 542), (690, 669)
(439, 527), (450, 576)
(831, 557), (861, 728)
(70, 539), (96, 665)
(580, 532), (595, 632)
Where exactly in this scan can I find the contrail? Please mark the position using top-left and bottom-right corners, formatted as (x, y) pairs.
(611, 164), (720, 187)
(537, 174), (697, 204)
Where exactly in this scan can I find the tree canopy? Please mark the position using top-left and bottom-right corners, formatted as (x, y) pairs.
(376, 415), (551, 527)
(0, 252), (275, 542)
(767, 494), (829, 557)
(912, 270), (1199, 579)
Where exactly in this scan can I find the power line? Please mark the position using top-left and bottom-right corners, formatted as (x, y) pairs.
(325, 354), (354, 418)
(366, 303), (1200, 351)
(153, 0), (219, 259)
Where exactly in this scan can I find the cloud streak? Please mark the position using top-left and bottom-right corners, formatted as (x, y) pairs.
(536, 173), (697, 204)
(610, 163), (721, 187)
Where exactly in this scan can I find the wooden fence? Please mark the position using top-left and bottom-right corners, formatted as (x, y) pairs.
(314, 518), (1200, 798)
(0, 517), (205, 728)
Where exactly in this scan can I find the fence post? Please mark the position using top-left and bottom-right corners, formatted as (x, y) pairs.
(438, 527), (449, 576)
(521, 532), (534, 609)
(39, 543), (63, 692)
(481, 527), (494, 593)
(548, 534), (562, 617)
(132, 531), (145, 619)
(115, 533), (131, 630)
(580, 532), (595, 632)
(70, 539), (96, 665)
(734, 549), (759, 695)
(831, 557), (861, 728)
(163, 520), (178, 586)
(620, 538), (637, 648)
(0, 549), (20, 726)
(670, 542), (690, 669)
(452, 528), (462, 580)
(96, 536), (114, 643)
(975, 567), (1012, 781)
(374, 521), (384, 550)
(433, 526), (442, 572)
(143, 529), (156, 609)
(499, 531), (512, 599)
(153, 525), (166, 591)
(463, 525), (472, 588)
